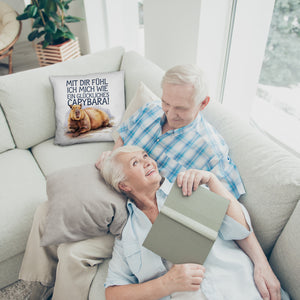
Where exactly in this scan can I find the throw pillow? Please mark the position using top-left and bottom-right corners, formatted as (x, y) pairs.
(41, 164), (128, 246)
(112, 81), (161, 141)
(50, 71), (125, 146)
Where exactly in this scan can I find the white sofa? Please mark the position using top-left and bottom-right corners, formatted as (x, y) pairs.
(0, 47), (299, 300)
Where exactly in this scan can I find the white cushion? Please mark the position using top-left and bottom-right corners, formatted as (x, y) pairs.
(50, 71), (125, 145)
(32, 138), (114, 176)
(0, 105), (14, 153)
(202, 101), (300, 255)
(0, 149), (47, 262)
(111, 81), (160, 141)
(0, 47), (125, 149)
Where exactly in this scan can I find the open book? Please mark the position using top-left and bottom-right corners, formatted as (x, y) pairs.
(143, 184), (230, 264)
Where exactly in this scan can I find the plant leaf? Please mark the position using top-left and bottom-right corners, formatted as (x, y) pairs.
(49, 11), (61, 23)
(28, 5), (38, 18)
(28, 30), (39, 41)
(64, 16), (82, 23)
(16, 12), (29, 21)
(42, 40), (50, 48)
(65, 31), (75, 40)
(32, 17), (43, 28)
(45, 21), (57, 33)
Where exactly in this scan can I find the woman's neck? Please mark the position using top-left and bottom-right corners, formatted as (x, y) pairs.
(130, 188), (159, 224)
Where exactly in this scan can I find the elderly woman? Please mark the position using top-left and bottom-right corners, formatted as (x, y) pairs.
(100, 145), (288, 300)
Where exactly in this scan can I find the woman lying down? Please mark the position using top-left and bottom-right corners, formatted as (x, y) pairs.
(100, 145), (289, 300)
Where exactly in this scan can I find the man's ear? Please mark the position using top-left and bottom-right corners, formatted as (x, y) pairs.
(118, 182), (131, 193)
(199, 96), (210, 111)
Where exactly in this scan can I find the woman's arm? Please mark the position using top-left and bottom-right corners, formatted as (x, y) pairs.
(106, 264), (205, 300)
(177, 169), (281, 300)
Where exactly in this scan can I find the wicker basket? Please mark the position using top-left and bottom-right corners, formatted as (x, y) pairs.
(34, 37), (80, 67)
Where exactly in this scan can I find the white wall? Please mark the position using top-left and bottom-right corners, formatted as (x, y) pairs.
(143, 0), (202, 71)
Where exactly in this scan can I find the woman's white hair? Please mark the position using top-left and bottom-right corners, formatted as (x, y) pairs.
(100, 145), (144, 193)
(161, 64), (209, 105)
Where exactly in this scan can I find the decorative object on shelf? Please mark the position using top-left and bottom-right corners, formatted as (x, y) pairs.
(16, 0), (82, 66)
(0, 1), (22, 74)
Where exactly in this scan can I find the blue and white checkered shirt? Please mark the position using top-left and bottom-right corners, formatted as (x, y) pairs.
(118, 101), (245, 199)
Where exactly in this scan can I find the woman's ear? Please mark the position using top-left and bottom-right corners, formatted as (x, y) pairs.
(118, 182), (131, 193)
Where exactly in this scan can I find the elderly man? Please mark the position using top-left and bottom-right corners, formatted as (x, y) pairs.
(100, 145), (288, 300)
(20, 65), (280, 300)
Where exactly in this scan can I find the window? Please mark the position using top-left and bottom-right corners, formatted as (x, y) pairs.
(250, 0), (300, 156)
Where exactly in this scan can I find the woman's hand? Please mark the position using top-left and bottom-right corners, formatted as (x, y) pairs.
(176, 169), (214, 196)
(160, 264), (205, 294)
(254, 263), (281, 300)
(95, 150), (112, 170)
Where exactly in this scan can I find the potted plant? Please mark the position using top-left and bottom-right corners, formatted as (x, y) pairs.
(17, 0), (82, 66)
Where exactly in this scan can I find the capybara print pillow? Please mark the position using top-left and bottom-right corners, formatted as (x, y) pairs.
(50, 71), (125, 145)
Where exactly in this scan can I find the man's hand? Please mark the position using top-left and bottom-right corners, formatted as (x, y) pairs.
(161, 264), (205, 294)
(254, 263), (281, 300)
(176, 169), (213, 196)
(95, 151), (112, 170)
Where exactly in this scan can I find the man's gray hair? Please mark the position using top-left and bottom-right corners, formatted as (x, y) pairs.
(161, 64), (209, 105)
(100, 145), (144, 193)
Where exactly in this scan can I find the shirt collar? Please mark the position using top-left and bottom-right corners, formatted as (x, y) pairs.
(126, 178), (173, 213)
(159, 112), (202, 135)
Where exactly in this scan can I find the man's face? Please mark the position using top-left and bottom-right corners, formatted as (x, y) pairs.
(117, 150), (162, 193)
(161, 83), (201, 129)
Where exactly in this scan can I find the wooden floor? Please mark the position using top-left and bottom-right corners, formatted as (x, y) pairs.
(0, 41), (40, 76)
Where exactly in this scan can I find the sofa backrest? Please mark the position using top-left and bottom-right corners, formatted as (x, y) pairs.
(202, 101), (300, 256)
(120, 51), (164, 106)
(0, 105), (15, 153)
(0, 47), (125, 150)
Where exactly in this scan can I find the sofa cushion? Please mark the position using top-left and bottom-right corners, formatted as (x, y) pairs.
(0, 149), (47, 262)
(0, 47), (125, 150)
(269, 200), (300, 300)
(120, 51), (164, 107)
(41, 164), (127, 246)
(112, 82), (160, 141)
(31, 138), (113, 176)
(0, 105), (14, 154)
(202, 101), (300, 255)
(50, 71), (125, 145)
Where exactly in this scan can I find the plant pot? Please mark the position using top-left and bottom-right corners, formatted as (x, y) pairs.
(34, 37), (80, 67)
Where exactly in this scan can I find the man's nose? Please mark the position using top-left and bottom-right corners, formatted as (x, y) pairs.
(166, 107), (176, 117)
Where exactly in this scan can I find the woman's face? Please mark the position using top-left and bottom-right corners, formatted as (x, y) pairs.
(116, 150), (161, 193)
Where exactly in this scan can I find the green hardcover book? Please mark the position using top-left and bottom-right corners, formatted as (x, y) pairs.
(143, 184), (230, 264)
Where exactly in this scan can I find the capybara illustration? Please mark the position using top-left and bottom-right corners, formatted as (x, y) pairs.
(67, 104), (110, 137)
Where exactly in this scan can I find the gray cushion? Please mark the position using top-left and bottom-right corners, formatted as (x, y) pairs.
(41, 164), (128, 246)
(269, 201), (300, 300)
(0, 47), (125, 149)
(203, 101), (300, 255)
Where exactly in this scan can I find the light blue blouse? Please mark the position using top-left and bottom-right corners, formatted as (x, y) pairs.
(104, 180), (289, 300)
